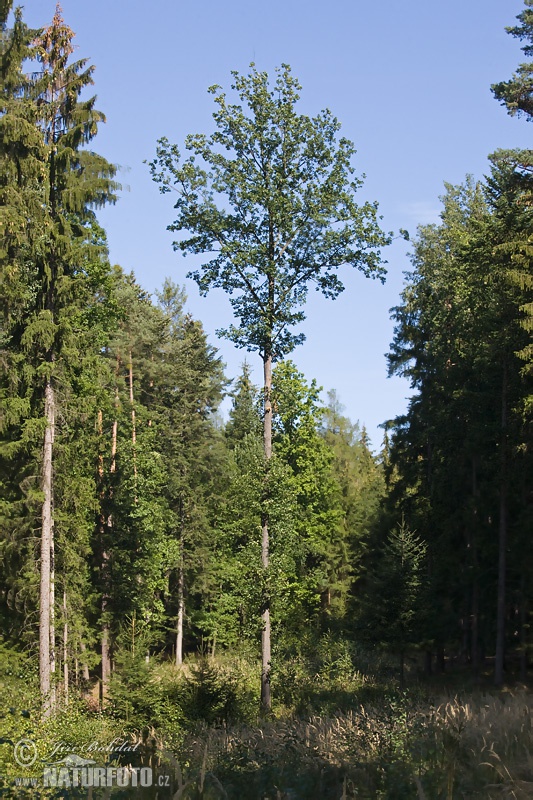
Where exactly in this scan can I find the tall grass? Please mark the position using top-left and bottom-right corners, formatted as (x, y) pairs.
(165, 691), (533, 799)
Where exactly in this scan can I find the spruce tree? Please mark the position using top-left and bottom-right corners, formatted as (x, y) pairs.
(492, 0), (533, 120)
(1, 5), (119, 711)
(360, 520), (427, 686)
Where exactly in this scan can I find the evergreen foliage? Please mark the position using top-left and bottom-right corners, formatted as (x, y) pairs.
(3, 3), (533, 794)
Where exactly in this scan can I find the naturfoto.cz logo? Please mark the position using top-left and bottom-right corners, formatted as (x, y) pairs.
(43, 761), (153, 789)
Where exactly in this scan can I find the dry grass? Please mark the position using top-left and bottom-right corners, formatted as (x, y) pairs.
(159, 690), (533, 799)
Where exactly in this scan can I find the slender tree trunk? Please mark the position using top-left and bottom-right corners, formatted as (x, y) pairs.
(175, 569), (184, 666)
(471, 457), (480, 678)
(424, 650), (432, 677)
(128, 349), (138, 500)
(111, 389), (118, 472)
(101, 389), (118, 703)
(63, 589), (68, 704)
(261, 352), (272, 712)
(519, 569), (528, 682)
(50, 520), (56, 708)
(175, 496), (185, 666)
(79, 640), (90, 683)
(176, 548), (184, 666)
(40, 379), (55, 714)
(495, 363), (508, 687)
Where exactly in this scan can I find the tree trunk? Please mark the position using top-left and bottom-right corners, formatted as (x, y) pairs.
(40, 378), (55, 715)
(128, 349), (138, 500)
(50, 520), (56, 708)
(495, 363), (508, 687)
(63, 589), (68, 704)
(470, 457), (480, 678)
(176, 555), (184, 667)
(260, 352), (272, 712)
(79, 640), (90, 684)
(399, 649), (405, 688)
(175, 497), (185, 666)
(98, 405), (115, 704)
(424, 650), (432, 677)
(519, 573), (528, 683)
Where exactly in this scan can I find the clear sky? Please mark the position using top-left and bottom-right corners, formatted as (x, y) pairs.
(21, 0), (531, 447)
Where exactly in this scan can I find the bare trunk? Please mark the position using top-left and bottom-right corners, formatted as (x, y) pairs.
(50, 523), (56, 708)
(40, 379), (55, 714)
(495, 363), (508, 687)
(424, 650), (432, 676)
(98, 407), (112, 703)
(63, 589), (68, 704)
(79, 640), (90, 683)
(111, 392), (118, 473)
(128, 349), (138, 499)
(101, 625), (111, 705)
(261, 352), (272, 712)
(101, 385), (119, 703)
(175, 497), (185, 666)
(399, 649), (405, 688)
(495, 493), (507, 685)
(176, 559), (184, 666)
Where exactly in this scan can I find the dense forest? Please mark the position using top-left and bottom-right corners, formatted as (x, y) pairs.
(1, 1), (533, 798)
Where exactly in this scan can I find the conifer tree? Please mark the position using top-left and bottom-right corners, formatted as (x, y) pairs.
(226, 361), (262, 447)
(492, 0), (533, 120)
(360, 520), (427, 686)
(387, 172), (533, 682)
(492, 1), (533, 404)
(1, 5), (119, 711)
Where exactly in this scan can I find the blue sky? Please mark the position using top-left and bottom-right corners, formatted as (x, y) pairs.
(22, 0), (531, 446)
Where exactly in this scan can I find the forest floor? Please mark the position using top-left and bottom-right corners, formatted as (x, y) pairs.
(1, 647), (533, 799)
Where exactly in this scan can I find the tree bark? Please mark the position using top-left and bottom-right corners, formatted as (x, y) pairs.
(519, 568), (528, 682)
(495, 363), (508, 687)
(79, 640), (90, 684)
(470, 457), (480, 678)
(128, 349), (138, 500)
(176, 566), (184, 666)
(261, 352), (272, 712)
(176, 497), (185, 667)
(101, 389), (118, 704)
(63, 589), (68, 704)
(40, 378), (55, 715)
(50, 517), (56, 708)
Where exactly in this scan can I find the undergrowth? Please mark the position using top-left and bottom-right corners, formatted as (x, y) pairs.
(1, 638), (532, 798)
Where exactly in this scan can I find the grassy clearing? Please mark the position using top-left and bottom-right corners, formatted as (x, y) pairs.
(165, 691), (533, 799)
(1, 643), (533, 798)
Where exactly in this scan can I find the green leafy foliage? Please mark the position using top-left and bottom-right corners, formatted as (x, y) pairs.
(149, 64), (390, 359)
